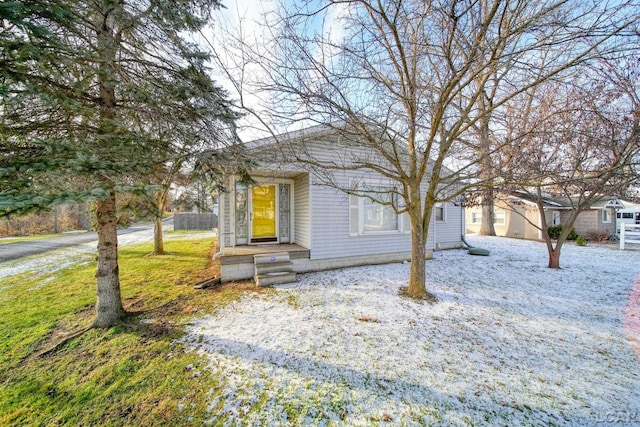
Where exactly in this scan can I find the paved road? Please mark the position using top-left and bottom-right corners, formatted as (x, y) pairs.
(0, 222), (157, 263)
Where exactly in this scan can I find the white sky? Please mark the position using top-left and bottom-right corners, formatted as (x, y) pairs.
(199, 0), (349, 142)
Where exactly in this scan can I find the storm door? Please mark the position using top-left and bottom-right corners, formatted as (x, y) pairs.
(251, 185), (277, 243)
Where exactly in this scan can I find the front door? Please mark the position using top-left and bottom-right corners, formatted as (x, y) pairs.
(251, 185), (277, 242)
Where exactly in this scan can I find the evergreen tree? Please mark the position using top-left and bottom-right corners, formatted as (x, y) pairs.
(0, 0), (237, 327)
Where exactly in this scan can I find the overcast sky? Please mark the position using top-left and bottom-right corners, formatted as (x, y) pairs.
(199, 0), (347, 141)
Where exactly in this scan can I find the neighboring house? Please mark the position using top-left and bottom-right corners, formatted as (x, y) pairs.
(217, 125), (463, 282)
(572, 197), (625, 236)
(465, 191), (627, 240)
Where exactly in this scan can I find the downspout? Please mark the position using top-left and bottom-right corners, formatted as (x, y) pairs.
(461, 203), (469, 248)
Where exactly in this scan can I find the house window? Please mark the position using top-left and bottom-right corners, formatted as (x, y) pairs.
(494, 211), (506, 225)
(470, 211), (482, 224)
(363, 188), (398, 232)
(602, 209), (612, 223)
(435, 203), (446, 222)
(349, 184), (400, 235)
(552, 211), (560, 226)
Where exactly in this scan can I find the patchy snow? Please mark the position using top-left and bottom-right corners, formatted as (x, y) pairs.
(184, 236), (640, 426)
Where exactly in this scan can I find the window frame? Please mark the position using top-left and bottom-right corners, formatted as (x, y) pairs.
(494, 210), (506, 226)
(470, 211), (482, 224)
(361, 189), (399, 233)
(435, 202), (446, 222)
(349, 181), (403, 236)
(602, 208), (612, 223)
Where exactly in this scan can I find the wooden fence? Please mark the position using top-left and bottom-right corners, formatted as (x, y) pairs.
(619, 223), (640, 250)
(174, 213), (218, 231)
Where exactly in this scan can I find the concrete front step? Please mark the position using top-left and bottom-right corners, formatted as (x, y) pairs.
(254, 261), (294, 276)
(255, 271), (297, 287)
(254, 252), (297, 286)
(254, 252), (292, 264)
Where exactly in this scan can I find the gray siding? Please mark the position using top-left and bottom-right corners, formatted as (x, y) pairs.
(310, 173), (414, 259)
(571, 210), (596, 236)
(221, 134), (462, 257)
(293, 173), (311, 248)
(307, 170), (457, 260)
(571, 209), (615, 237)
(434, 203), (463, 248)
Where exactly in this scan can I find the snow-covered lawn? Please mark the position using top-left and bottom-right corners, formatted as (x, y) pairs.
(184, 236), (640, 426)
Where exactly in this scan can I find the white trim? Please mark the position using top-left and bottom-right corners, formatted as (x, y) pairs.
(231, 176), (295, 246)
(470, 211), (482, 224)
(538, 208), (543, 240)
(360, 197), (402, 234)
(306, 175), (312, 250)
(435, 202), (447, 222)
(349, 178), (403, 236)
(219, 190), (226, 249)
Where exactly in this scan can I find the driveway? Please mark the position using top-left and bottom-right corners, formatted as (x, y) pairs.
(0, 221), (162, 263)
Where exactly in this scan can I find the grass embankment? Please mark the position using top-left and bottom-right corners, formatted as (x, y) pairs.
(0, 234), (61, 245)
(0, 236), (263, 426)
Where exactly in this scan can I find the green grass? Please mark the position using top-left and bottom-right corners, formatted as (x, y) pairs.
(0, 237), (265, 426)
(0, 234), (61, 245)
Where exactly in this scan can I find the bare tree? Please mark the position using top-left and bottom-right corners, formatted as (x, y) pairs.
(208, 0), (639, 298)
(500, 57), (640, 268)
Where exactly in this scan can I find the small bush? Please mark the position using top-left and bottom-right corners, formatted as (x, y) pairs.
(547, 225), (578, 240)
(585, 230), (611, 243)
(576, 235), (587, 246)
(547, 225), (563, 240)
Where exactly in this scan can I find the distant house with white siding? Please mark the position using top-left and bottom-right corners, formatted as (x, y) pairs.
(217, 125), (463, 283)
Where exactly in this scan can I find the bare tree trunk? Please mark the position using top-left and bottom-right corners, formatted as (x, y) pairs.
(152, 190), (168, 255)
(479, 188), (496, 236)
(406, 196), (437, 301)
(92, 190), (126, 327)
(153, 217), (165, 255)
(53, 206), (59, 234)
(408, 224), (427, 298)
(547, 245), (561, 269)
(478, 94), (496, 236)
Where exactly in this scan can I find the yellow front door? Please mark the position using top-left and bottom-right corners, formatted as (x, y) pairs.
(251, 185), (276, 238)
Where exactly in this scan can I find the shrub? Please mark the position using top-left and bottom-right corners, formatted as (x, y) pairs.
(585, 230), (611, 243)
(547, 225), (578, 240)
(576, 235), (587, 246)
(548, 225), (578, 240)
(547, 225), (563, 240)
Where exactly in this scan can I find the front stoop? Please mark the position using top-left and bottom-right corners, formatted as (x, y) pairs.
(254, 252), (297, 287)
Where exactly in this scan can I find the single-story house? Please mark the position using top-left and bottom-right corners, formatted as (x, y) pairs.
(217, 125), (463, 283)
(465, 191), (628, 240)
